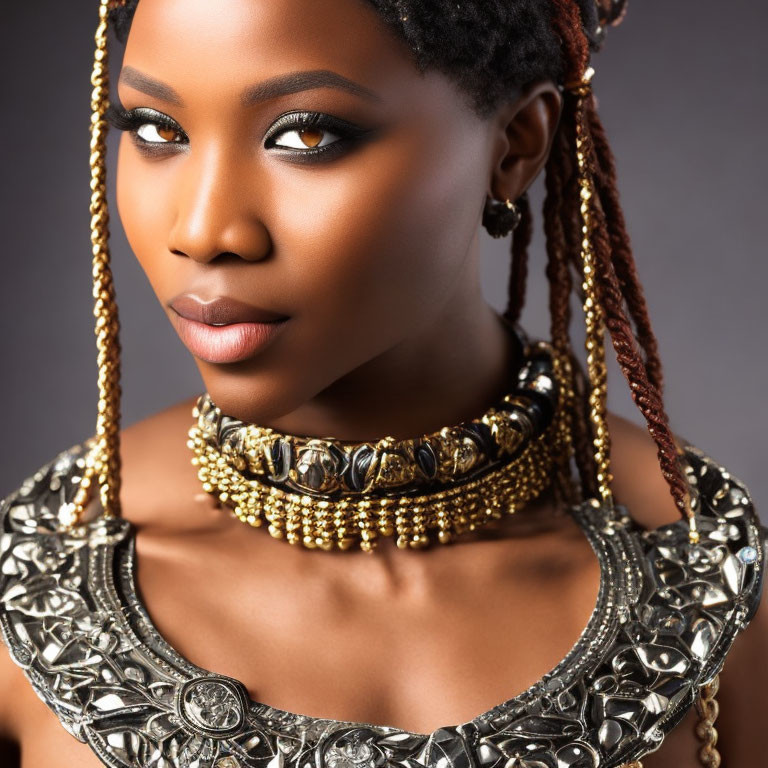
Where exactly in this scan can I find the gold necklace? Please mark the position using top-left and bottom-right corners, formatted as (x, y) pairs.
(187, 336), (576, 552)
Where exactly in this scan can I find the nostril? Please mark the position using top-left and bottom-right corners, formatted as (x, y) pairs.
(210, 251), (248, 264)
(169, 248), (243, 262)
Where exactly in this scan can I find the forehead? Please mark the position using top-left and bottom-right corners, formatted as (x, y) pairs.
(123, 0), (420, 98)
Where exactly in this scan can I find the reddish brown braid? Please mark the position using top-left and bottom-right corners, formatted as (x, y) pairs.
(540, 0), (690, 517)
(541, 109), (598, 499)
(504, 194), (532, 324)
(588, 108), (665, 394)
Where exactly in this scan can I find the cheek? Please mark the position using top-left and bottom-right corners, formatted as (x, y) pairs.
(273, 122), (487, 350)
(115, 137), (177, 297)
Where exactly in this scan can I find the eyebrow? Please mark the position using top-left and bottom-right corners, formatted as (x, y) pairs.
(242, 69), (383, 106)
(118, 66), (382, 110)
(119, 66), (184, 105)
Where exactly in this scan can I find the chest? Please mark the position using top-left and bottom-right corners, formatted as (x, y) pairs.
(132, 526), (608, 734)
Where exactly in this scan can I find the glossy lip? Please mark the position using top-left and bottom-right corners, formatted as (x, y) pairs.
(169, 294), (290, 364)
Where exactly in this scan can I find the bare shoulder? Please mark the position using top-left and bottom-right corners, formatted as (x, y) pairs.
(605, 410), (681, 529)
(0, 636), (24, 741)
(118, 393), (203, 527)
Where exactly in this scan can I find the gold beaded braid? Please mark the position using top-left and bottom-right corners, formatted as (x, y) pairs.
(64, 0), (123, 528)
(566, 66), (700, 545)
(188, 345), (575, 553)
(694, 674), (722, 768)
(568, 67), (613, 510)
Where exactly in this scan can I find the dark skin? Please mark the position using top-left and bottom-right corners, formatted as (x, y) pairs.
(1, 0), (766, 765)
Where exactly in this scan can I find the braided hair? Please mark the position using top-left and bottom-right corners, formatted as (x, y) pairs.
(107, 0), (690, 520)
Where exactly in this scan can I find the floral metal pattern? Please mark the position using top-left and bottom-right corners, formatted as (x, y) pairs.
(0, 442), (764, 768)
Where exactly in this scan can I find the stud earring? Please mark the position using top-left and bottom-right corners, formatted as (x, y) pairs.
(482, 194), (526, 238)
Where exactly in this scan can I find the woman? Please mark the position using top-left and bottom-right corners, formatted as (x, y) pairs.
(0, 0), (765, 766)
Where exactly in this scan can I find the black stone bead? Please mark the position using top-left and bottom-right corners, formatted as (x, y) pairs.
(347, 445), (375, 492)
(522, 397), (548, 435)
(415, 442), (438, 479)
(463, 422), (497, 461)
(329, 444), (350, 476)
(267, 439), (292, 482)
(517, 355), (554, 389)
(513, 388), (555, 431)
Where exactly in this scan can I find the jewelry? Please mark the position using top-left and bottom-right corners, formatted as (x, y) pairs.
(187, 334), (576, 552)
(482, 194), (525, 238)
(568, 65), (613, 514)
(1, 439), (763, 768)
(5, 5), (751, 768)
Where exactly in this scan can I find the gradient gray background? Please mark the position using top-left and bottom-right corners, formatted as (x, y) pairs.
(1, 2), (766, 520)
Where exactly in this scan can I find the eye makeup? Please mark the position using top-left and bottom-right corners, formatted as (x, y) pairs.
(106, 101), (376, 163)
(263, 110), (376, 163)
(106, 104), (188, 157)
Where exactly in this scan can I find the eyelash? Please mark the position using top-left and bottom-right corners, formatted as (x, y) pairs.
(105, 104), (370, 161)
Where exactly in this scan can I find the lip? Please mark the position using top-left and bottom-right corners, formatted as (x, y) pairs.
(169, 295), (290, 364)
(170, 295), (289, 325)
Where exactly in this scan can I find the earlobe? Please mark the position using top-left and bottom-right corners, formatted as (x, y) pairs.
(486, 81), (563, 201)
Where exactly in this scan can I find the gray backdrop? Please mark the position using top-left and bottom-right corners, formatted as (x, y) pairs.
(1, 2), (766, 520)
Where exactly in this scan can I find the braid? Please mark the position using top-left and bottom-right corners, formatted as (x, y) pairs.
(504, 194), (532, 324)
(542, 112), (597, 497)
(547, 2), (690, 517)
(587, 108), (665, 394)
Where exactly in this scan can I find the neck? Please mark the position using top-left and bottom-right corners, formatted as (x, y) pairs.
(263, 299), (520, 442)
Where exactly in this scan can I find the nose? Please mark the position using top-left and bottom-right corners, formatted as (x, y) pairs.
(167, 146), (270, 263)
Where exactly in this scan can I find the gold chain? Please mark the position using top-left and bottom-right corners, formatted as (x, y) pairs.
(64, 0), (123, 528)
(570, 68), (613, 508)
(694, 674), (722, 768)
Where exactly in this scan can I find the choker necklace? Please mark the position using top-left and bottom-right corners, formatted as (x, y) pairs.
(187, 330), (576, 552)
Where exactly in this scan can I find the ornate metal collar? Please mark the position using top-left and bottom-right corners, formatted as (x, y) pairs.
(0, 441), (764, 768)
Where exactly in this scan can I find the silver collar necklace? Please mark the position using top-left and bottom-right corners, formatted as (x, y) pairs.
(0, 440), (764, 768)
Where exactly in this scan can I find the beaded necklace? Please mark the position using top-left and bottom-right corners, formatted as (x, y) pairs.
(187, 330), (576, 552)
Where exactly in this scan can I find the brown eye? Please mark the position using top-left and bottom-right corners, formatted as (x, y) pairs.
(136, 122), (184, 144)
(299, 129), (323, 148)
(157, 125), (181, 142)
(274, 126), (340, 150)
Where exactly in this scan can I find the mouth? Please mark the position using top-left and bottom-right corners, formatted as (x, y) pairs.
(168, 294), (290, 364)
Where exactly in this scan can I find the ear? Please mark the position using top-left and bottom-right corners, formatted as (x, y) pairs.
(485, 81), (562, 201)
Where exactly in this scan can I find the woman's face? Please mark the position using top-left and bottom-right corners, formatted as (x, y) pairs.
(116, 0), (507, 425)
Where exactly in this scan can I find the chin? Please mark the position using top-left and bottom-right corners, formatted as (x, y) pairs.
(197, 366), (314, 426)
